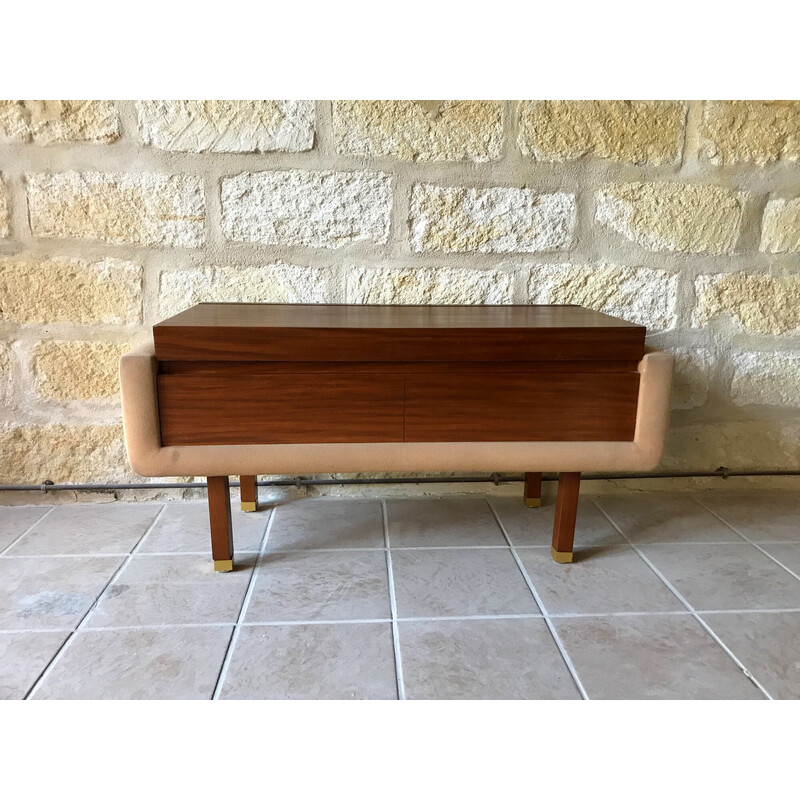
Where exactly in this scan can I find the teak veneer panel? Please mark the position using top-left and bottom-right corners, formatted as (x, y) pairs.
(153, 303), (646, 363)
(157, 373), (405, 445)
(153, 303), (646, 447)
(405, 372), (640, 442)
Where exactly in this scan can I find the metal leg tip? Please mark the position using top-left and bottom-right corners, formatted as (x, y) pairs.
(240, 501), (257, 512)
(551, 547), (573, 564)
(214, 559), (234, 572)
(524, 497), (542, 508)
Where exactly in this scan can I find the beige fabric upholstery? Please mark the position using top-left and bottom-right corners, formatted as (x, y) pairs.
(120, 343), (674, 477)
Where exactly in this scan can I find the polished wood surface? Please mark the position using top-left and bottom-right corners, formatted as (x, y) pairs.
(157, 373), (405, 445)
(240, 475), (257, 507)
(159, 359), (641, 375)
(157, 303), (646, 330)
(552, 472), (581, 557)
(207, 476), (233, 562)
(153, 303), (645, 448)
(405, 372), (639, 442)
(154, 303), (646, 362)
(524, 472), (542, 502)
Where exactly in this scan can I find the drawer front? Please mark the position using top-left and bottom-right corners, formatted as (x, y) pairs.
(405, 372), (640, 442)
(157, 374), (404, 445)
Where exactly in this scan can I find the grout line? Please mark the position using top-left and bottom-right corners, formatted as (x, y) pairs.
(271, 544), (511, 553)
(241, 618), (392, 627)
(391, 544), (509, 551)
(71, 622), (234, 632)
(10, 604), (800, 638)
(485, 498), (519, 547)
(591, 498), (774, 700)
(691, 607), (800, 616)
(607, 540), (765, 547)
(24, 504), (168, 699)
(211, 507), (276, 700)
(107, 549), (262, 557)
(692, 497), (800, 583)
(382, 500), (406, 701)
(0, 506), (56, 556)
(2, 553), (147, 559)
(2, 550), (261, 559)
(486, 499), (589, 700)
(396, 613), (543, 623)
(126, 504), (168, 558)
(545, 610), (690, 619)
(0, 627), (78, 635)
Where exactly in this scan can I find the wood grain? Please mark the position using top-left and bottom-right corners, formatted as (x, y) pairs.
(157, 373), (405, 445)
(240, 475), (257, 506)
(157, 303), (645, 330)
(524, 472), (543, 501)
(404, 372), (640, 442)
(207, 476), (233, 561)
(154, 304), (646, 363)
(552, 472), (581, 555)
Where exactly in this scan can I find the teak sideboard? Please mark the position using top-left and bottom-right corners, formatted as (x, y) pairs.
(120, 303), (675, 571)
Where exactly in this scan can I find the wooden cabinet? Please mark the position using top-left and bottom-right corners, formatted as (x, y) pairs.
(148, 302), (651, 570)
(153, 303), (646, 448)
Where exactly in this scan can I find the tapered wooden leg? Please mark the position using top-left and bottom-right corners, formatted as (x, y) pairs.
(552, 472), (580, 563)
(240, 474), (257, 512)
(208, 476), (234, 572)
(523, 472), (543, 507)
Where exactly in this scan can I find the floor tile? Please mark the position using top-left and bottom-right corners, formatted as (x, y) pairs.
(400, 618), (580, 700)
(244, 550), (390, 622)
(0, 507), (52, 552)
(0, 556), (123, 630)
(700, 612), (800, 700)
(391, 548), (538, 618)
(596, 493), (741, 544)
(5, 503), (161, 556)
(219, 623), (397, 700)
(138, 502), (267, 554)
(386, 498), (505, 547)
(32, 626), (233, 700)
(266, 500), (384, 550)
(84, 554), (254, 628)
(640, 543), (800, 611)
(517, 545), (684, 614)
(749, 543), (800, 578)
(695, 492), (800, 543)
(553, 615), (763, 699)
(0, 631), (70, 700)
(491, 497), (625, 548)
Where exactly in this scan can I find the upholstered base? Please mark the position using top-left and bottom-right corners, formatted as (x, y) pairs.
(120, 345), (674, 477)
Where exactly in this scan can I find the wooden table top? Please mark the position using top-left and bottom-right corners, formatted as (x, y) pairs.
(153, 303), (646, 363)
(156, 303), (642, 331)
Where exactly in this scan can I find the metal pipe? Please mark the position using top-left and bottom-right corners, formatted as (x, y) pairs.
(1, 468), (800, 493)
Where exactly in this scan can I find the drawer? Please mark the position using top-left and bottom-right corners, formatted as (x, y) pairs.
(405, 372), (640, 442)
(157, 373), (404, 445)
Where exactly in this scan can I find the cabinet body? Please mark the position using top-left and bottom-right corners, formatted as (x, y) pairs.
(152, 303), (646, 448)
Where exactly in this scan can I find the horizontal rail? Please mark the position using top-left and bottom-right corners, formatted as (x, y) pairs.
(1, 468), (799, 493)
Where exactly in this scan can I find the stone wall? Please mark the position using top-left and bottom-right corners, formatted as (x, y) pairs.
(1, 100), (799, 486)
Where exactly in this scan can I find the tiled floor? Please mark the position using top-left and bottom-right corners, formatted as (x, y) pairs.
(1, 489), (800, 700)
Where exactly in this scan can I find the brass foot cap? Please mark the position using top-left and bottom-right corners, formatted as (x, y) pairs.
(214, 559), (234, 572)
(240, 501), (257, 512)
(551, 547), (573, 564)
(524, 497), (542, 508)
